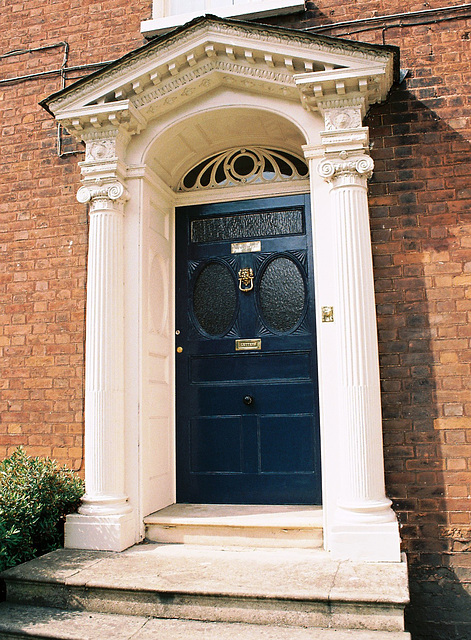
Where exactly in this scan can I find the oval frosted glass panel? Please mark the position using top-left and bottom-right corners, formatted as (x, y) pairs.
(260, 257), (305, 333)
(193, 262), (236, 336)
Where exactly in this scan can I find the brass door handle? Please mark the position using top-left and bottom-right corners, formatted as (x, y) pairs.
(238, 268), (254, 292)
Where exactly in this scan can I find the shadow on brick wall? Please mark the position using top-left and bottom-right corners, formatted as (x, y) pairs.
(255, 1), (333, 29)
(368, 76), (471, 640)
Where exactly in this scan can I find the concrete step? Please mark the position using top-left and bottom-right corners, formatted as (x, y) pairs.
(1, 544), (409, 632)
(0, 604), (411, 640)
(144, 504), (323, 548)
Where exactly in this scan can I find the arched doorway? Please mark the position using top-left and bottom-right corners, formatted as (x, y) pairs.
(133, 103), (321, 518)
(45, 15), (401, 560)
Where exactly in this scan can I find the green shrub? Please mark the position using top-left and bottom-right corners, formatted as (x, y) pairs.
(0, 448), (84, 572)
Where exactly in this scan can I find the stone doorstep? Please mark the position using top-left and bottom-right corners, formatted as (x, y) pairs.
(0, 604), (412, 640)
(144, 504), (324, 548)
(1, 544), (409, 632)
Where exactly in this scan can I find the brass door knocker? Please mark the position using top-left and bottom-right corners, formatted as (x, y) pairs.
(238, 267), (254, 292)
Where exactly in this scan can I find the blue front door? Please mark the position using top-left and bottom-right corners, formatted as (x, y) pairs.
(175, 194), (321, 504)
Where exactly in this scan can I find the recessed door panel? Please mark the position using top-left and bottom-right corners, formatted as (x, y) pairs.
(190, 417), (243, 473)
(175, 194), (321, 504)
(190, 352), (312, 383)
(259, 415), (315, 473)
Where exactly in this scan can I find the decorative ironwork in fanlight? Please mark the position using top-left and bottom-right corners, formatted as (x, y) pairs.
(178, 147), (309, 192)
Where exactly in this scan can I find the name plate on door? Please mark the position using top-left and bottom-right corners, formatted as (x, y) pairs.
(235, 339), (261, 351)
(231, 241), (261, 254)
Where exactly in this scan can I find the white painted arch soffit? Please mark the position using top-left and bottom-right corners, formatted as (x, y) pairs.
(41, 15), (399, 165)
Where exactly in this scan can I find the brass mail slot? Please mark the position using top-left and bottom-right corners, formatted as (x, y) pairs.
(231, 241), (261, 254)
(235, 338), (261, 351)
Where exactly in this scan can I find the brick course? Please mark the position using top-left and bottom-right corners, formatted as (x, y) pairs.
(1, 1), (471, 638)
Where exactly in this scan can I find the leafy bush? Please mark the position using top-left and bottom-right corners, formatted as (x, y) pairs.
(0, 448), (84, 572)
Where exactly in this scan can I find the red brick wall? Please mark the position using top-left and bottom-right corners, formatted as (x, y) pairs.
(0, 0), (151, 468)
(1, 2), (471, 638)
(368, 55), (471, 640)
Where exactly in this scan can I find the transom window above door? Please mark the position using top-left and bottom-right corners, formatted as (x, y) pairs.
(178, 147), (309, 192)
(141, 0), (305, 36)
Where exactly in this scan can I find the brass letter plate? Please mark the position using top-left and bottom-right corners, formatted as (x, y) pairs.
(235, 338), (261, 351)
(231, 241), (261, 254)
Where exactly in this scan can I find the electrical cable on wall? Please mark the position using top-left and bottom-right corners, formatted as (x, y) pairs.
(0, 41), (116, 157)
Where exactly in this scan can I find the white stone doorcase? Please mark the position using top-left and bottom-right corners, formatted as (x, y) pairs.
(42, 16), (402, 561)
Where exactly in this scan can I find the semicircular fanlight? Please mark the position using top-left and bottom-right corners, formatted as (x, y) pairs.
(178, 147), (309, 192)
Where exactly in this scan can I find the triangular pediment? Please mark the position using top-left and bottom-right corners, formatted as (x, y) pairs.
(42, 15), (398, 137)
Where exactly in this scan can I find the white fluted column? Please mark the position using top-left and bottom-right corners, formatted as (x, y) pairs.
(316, 147), (401, 561)
(65, 181), (134, 551)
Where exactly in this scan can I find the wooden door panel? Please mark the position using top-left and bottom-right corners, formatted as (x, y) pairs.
(175, 194), (321, 504)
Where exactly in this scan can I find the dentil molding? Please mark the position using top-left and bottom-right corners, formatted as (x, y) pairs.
(57, 102), (146, 143)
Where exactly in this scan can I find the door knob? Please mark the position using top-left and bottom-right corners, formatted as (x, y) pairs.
(243, 395), (254, 406)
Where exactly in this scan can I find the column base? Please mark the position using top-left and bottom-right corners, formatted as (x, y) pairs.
(79, 493), (132, 516)
(329, 520), (402, 562)
(65, 511), (136, 552)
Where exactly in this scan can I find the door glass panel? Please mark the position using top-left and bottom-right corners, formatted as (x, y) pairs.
(191, 209), (303, 243)
(193, 262), (236, 336)
(259, 256), (305, 333)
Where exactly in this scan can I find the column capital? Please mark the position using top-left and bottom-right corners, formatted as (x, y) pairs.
(77, 180), (129, 212)
(318, 152), (374, 186)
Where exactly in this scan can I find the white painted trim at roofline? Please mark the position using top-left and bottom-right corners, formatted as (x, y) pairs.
(142, 2), (305, 36)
